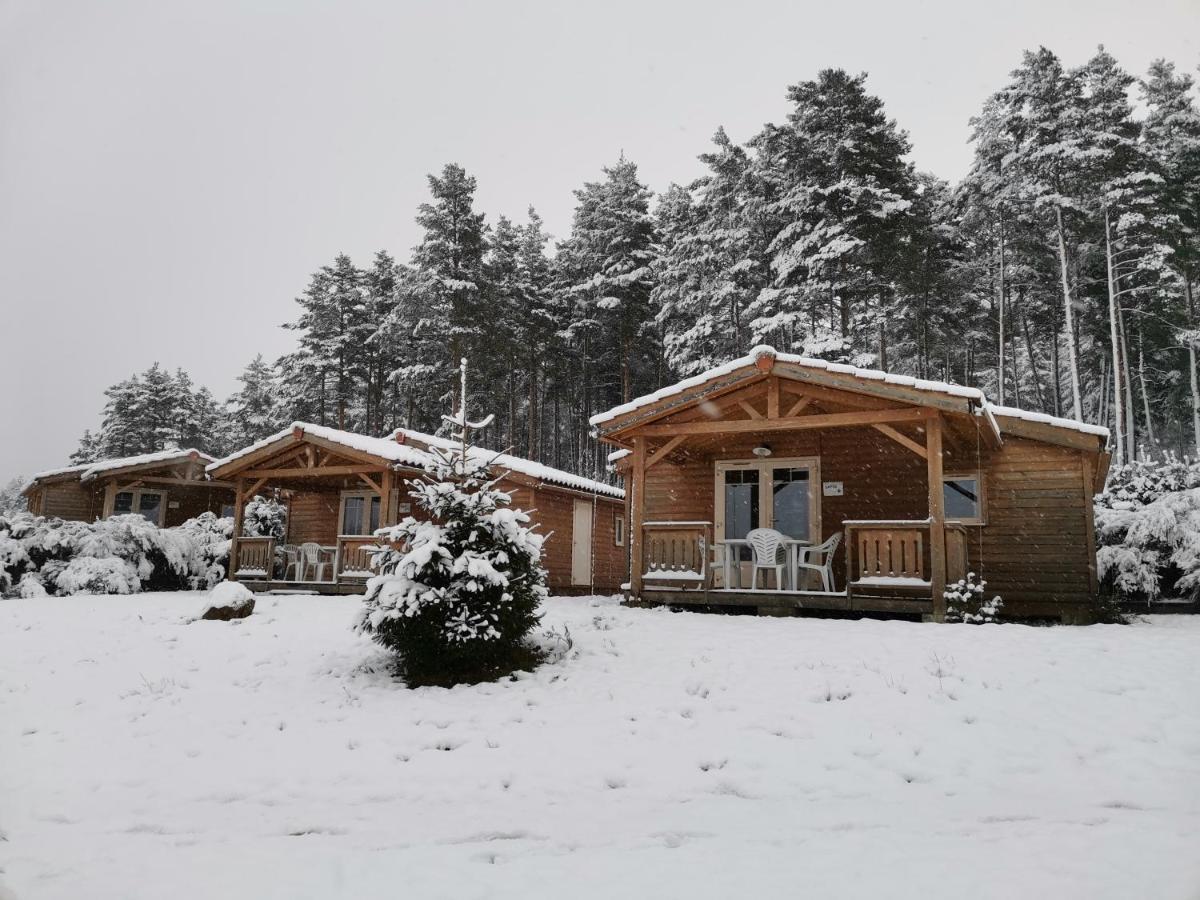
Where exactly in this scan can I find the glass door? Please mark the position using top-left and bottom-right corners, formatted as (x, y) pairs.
(714, 457), (819, 588)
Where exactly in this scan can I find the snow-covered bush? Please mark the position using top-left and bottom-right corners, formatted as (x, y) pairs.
(356, 395), (548, 686)
(53, 556), (140, 595)
(0, 510), (237, 597)
(243, 495), (286, 541)
(944, 572), (1003, 624)
(1095, 455), (1200, 605)
(175, 512), (234, 588)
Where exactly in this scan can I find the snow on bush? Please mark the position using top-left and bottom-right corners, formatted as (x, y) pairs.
(0, 511), (238, 597)
(1095, 455), (1200, 604)
(175, 512), (234, 588)
(53, 556), (139, 595)
(943, 572), (1003, 624)
(243, 495), (287, 541)
(357, 368), (548, 686)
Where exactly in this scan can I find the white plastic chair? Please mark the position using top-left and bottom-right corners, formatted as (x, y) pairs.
(796, 533), (842, 593)
(299, 542), (329, 582)
(281, 545), (302, 581)
(746, 528), (787, 590)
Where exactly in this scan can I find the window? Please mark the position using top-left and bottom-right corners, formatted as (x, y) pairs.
(715, 458), (820, 542)
(220, 504), (236, 519)
(339, 491), (382, 536)
(943, 474), (984, 524)
(613, 512), (625, 547)
(111, 489), (166, 526)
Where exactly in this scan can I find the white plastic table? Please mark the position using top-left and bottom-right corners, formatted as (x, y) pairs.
(720, 538), (811, 590)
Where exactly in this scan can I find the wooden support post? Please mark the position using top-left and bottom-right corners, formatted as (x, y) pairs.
(229, 478), (245, 582)
(381, 469), (394, 528)
(101, 481), (117, 520)
(629, 436), (647, 598)
(767, 377), (781, 418)
(1081, 453), (1098, 597)
(926, 414), (946, 621)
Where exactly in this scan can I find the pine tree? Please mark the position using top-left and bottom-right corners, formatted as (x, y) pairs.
(228, 355), (279, 447)
(1141, 60), (1200, 451)
(356, 359), (547, 686)
(748, 70), (917, 366)
(656, 128), (770, 375)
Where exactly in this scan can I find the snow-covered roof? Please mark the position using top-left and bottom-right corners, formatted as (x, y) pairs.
(391, 427), (625, 499)
(206, 423), (431, 474)
(207, 422), (624, 500)
(27, 448), (214, 490)
(985, 404), (1110, 438)
(589, 345), (1108, 446)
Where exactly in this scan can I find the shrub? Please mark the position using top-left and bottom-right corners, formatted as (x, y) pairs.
(0, 511), (237, 597)
(356, 437), (548, 687)
(944, 572), (1003, 623)
(243, 495), (287, 540)
(1095, 455), (1200, 605)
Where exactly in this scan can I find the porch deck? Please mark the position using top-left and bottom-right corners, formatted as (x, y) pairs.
(628, 585), (933, 617)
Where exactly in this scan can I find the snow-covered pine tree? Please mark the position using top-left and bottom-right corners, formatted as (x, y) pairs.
(228, 355), (280, 448)
(655, 128), (769, 376)
(996, 48), (1090, 422)
(70, 429), (103, 465)
(1140, 60), (1200, 452)
(356, 359), (548, 686)
(748, 69), (917, 366)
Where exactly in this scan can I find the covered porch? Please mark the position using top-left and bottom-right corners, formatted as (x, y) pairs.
(208, 425), (416, 594)
(602, 350), (995, 619)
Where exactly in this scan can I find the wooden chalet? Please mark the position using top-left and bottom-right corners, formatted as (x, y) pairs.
(206, 423), (626, 595)
(21, 449), (233, 527)
(594, 346), (1111, 623)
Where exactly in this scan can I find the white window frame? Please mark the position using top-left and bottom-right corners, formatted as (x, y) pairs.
(943, 471), (986, 526)
(110, 488), (167, 526)
(337, 490), (381, 536)
(713, 456), (821, 545)
(613, 511), (625, 547)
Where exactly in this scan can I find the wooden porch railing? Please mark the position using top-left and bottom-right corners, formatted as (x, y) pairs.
(844, 520), (969, 588)
(642, 521), (711, 587)
(844, 520), (930, 585)
(233, 536), (274, 579)
(336, 536), (379, 580)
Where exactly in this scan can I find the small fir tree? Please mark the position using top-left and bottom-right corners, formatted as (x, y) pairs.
(356, 358), (548, 686)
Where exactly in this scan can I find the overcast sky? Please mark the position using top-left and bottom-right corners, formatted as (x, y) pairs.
(1, 0), (1196, 483)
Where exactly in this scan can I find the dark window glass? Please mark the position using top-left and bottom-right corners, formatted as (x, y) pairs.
(723, 469), (759, 539)
(342, 496), (365, 535)
(772, 467), (810, 538)
(113, 492), (134, 515)
(135, 492), (163, 524)
(369, 496), (381, 533)
(944, 477), (980, 520)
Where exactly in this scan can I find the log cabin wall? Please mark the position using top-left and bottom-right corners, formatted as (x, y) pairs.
(162, 484), (231, 527)
(639, 423), (1095, 616)
(506, 483), (625, 594)
(285, 487), (343, 545)
(36, 481), (101, 521)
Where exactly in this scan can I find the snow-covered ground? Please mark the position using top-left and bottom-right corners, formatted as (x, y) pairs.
(2, 594), (1199, 900)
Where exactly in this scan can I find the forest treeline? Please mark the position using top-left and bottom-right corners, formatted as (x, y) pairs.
(72, 47), (1200, 479)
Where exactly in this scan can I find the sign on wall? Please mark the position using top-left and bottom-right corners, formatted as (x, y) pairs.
(822, 481), (844, 497)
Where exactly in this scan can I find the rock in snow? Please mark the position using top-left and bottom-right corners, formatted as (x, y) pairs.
(197, 581), (255, 620)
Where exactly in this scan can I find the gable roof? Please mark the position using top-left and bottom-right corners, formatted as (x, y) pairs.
(207, 422), (624, 500)
(589, 345), (1108, 451)
(390, 427), (624, 499)
(25, 448), (214, 493)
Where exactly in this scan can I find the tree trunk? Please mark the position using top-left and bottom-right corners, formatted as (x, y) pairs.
(1055, 206), (1083, 421)
(997, 212), (1007, 405)
(1186, 277), (1200, 454)
(1104, 209), (1127, 464)
(1018, 291), (1046, 412)
(1137, 341), (1156, 451)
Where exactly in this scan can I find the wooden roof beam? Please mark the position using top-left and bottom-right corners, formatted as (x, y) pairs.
(635, 406), (934, 438)
(645, 435), (688, 470)
(873, 423), (928, 459)
(239, 465), (386, 479)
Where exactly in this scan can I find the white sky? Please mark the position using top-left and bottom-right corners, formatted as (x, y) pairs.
(1, 0), (1197, 483)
